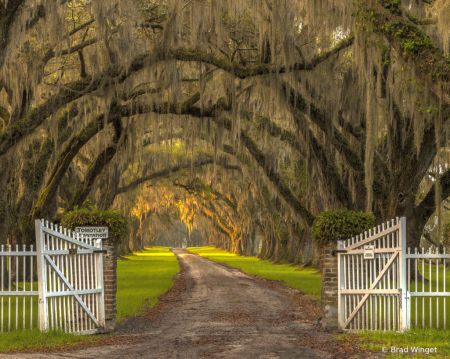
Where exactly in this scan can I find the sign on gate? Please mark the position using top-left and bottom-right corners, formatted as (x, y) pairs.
(363, 245), (374, 260)
(75, 226), (109, 240)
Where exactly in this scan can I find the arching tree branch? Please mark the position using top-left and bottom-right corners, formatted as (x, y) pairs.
(41, 28), (119, 68)
(64, 116), (123, 213)
(372, 2), (450, 105)
(31, 101), (121, 220)
(165, 35), (354, 79)
(241, 109), (353, 209)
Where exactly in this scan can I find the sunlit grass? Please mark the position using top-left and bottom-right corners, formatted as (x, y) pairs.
(116, 247), (179, 322)
(187, 246), (321, 300)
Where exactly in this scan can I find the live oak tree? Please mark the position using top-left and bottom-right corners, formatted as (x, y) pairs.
(1, 0), (450, 272)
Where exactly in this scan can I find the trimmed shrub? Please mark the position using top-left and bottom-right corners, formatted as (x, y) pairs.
(312, 209), (376, 246)
(61, 205), (129, 244)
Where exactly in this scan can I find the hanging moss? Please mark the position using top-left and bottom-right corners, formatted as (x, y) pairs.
(261, 186), (280, 225)
(61, 203), (129, 245)
(20, 137), (54, 191)
(189, 177), (213, 199)
(0, 198), (6, 218)
(278, 221), (289, 245)
(34, 137), (55, 191)
(366, 2), (450, 88)
(312, 209), (376, 246)
(443, 222), (450, 247)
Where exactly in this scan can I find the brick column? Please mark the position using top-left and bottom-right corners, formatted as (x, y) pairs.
(103, 239), (117, 332)
(321, 242), (339, 331)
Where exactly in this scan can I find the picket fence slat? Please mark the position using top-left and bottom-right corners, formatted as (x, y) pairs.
(445, 247), (447, 330)
(0, 291), (39, 296)
(0, 252), (38, 256)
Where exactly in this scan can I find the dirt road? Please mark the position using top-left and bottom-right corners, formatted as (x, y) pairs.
(2, 249), (350, 358)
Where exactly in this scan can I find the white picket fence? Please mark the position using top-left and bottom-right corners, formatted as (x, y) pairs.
(0, 244), (37, 332)
(0, 220), (105, 334)
(338, 217), (450, 332)
(406, 246), (450, 329)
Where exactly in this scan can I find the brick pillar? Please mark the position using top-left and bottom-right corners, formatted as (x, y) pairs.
(321, 242), (339, 331)
(103, 239), (117, 332)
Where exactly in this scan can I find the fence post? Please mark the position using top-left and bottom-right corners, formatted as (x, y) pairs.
(95, 239), (105, 328)
(321, 242), (339, 330)
(102, 238), (117, 332)
(400, 216), (409, 332)
(35, 219), (48, 331)
(337, 240), (345, 330)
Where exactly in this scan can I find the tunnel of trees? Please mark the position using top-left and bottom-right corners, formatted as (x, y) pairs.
(1, 0), (450, 269)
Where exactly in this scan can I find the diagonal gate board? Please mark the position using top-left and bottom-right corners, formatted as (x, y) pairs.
(45, 254), (100, 327)
(342, 252), (399, 330)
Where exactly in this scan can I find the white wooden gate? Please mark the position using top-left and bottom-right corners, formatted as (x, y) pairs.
(337, 217), (408, 332)
(35, 219), (105, 334)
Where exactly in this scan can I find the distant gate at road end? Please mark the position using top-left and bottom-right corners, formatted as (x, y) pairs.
(75, 226), (109, 240)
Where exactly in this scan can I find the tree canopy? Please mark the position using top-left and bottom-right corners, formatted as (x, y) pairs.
(1, 0), (450, 265)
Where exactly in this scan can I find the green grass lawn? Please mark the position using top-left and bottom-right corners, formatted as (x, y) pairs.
(187, 246), (322, 300)
(116, 247), (180, 322)
(0, 246), (179, 352)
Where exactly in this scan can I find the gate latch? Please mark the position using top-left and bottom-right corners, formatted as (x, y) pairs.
(68, 248), (77, 255)
(331, 249), (347, 255)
